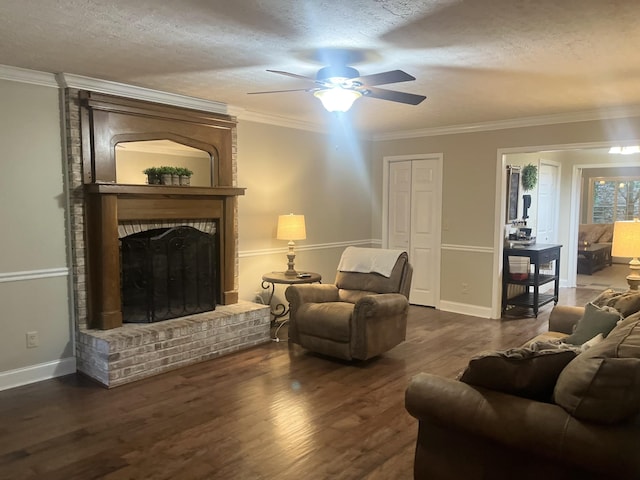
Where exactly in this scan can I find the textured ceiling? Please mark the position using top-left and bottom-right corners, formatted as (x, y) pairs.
(2, 0), (640, 135)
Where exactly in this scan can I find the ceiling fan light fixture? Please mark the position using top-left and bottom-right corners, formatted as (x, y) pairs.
(314, 87), (362, 112)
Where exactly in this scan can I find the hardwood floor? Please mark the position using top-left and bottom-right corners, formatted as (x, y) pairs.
(0, 288), (600, 480)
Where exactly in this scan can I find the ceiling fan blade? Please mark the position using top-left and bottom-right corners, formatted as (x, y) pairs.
(364, 86), (426, 105)
(248, 88), (314, 95)
(353, 70), (416, 86)
(266, 69), (317, 83)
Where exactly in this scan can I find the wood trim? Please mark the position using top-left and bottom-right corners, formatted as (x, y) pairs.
(81, 91), (235, 127)
(86, 194), (123, 329)
(222, 196), (237, 302)
(86, 184), (245, 196)
(117, 198), (223, 221)
(86, 186), (243, 329)
(79, 90), (237, 187)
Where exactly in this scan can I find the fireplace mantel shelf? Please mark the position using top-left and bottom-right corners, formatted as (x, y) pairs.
(87, 184), (246, 197)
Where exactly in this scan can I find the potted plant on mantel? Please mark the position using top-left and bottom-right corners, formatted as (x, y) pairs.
(143, 167), (161, 185)
(176, 167), (193, 186)
(145, 166), (193, 186)
(157, 166), (177, 185)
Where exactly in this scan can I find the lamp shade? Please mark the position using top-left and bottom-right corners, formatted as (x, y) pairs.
(276, 214), (306, 241)
(313, 87), (362, 112)
(612, 219), (640, 257)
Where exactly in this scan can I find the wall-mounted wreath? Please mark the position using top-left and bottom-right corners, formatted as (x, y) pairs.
(521, 164), (538, 192)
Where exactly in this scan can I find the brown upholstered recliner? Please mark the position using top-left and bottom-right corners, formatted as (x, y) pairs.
(285, 248), (413, 361)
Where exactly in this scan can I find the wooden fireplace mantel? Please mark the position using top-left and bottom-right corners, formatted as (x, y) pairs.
(78, 91), (246, 331)
(86, 183), (245, 330)
(86, 184), (246, 196)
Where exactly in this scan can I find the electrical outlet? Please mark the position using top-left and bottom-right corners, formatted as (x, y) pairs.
(461, 283), (469, 295)
(26, 331), (39, 348)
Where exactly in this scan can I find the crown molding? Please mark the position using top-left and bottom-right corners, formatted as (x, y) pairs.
(56, 73), (228, 115)
(0, 64), (57, 87)
(228, 105), (329, 134)
(373, 105), (640, 141)
(7, 64), (640, 141)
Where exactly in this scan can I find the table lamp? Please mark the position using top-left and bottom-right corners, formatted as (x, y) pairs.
(277, 214), (306, 276)
(612, 218), (640, 290)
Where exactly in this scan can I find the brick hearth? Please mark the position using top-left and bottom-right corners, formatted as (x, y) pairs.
(77, 302), (269, 388)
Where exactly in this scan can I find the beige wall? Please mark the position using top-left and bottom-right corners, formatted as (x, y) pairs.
(0, 79), (73, 381)
(236, 120), (373, 305)
(372, 118), (640, 312)
(3, 67), (640, 386)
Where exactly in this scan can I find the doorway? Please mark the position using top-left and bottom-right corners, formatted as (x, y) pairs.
(383, 154), (442, 307)
(494, 145), (640, 318)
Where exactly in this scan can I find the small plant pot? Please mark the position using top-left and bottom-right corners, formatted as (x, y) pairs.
(179, 175), (191, 186)
(146, 173), (160, 185)
(161, 174), (173, 185)
(172, 174), (180, 185)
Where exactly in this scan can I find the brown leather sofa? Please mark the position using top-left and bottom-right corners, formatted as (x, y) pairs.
(285, 249), (412, 361)
(405, 298), (640, 480)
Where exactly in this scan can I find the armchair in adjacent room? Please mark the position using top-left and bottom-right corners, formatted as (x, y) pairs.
(285, 247), (413, 361)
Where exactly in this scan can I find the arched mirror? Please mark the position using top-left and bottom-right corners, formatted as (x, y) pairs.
(115, 140), (213, 187)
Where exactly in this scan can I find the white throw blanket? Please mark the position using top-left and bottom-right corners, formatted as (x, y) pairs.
(337, 247), (405, 278)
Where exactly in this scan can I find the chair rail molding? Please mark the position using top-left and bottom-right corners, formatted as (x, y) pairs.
(0, 267), (69, 283)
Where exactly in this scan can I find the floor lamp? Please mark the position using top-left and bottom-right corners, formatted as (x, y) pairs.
(612, 219), (640, 291)
(277, 214), (306, 276)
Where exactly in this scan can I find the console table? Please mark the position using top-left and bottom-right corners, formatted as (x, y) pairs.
(502, 244), (562, 317)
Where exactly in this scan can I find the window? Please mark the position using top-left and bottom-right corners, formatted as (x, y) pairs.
(590, 177), (640, 223)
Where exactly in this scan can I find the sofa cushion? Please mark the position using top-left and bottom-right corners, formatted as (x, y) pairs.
(562, 302), (621, 345)
(525, 331), (569, 346)
(554, 318), (640, 424)
(598, 225), (614, 243)
(579, 224), (607, 245)
(578, 223), (613, 245)
(458, 347), (579, 402)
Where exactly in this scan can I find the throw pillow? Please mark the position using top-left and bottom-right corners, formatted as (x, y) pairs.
(554, 318), (640, 424)
(583, 224), (607, 245)
(458, 347), (579, 402)
(591, 288), (620, 307)
(580, 333), (604, 352)
(562, 302), (621, 345)
(598, 225), (614, 243)
(592, 289), (640, 318)
(607, 291), (640, 318)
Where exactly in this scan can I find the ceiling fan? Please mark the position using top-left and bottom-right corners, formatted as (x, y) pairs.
(248, 65), (426, 112)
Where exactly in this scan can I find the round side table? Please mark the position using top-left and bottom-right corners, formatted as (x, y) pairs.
(261, 271), (321, 341)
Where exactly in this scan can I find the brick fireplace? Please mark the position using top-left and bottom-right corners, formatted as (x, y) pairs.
(63, 90), (270, 387)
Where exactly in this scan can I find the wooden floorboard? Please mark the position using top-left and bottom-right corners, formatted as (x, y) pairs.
(0, 288), (600, 480)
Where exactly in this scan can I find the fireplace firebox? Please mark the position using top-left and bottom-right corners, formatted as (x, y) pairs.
(121, 226), (217, 323)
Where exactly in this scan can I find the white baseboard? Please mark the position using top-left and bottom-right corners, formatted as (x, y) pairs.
(439, 300), (493, 319)
(0, 357), (76, 391)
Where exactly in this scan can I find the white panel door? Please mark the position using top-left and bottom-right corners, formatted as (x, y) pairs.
(536, 162), (560, 244)
(409, 160), (438, 306)
(388, 161), (412, 251)
(387, 157), (441, 307)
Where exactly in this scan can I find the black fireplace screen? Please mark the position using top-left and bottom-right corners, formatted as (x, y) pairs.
(120, 226), (217, 323)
